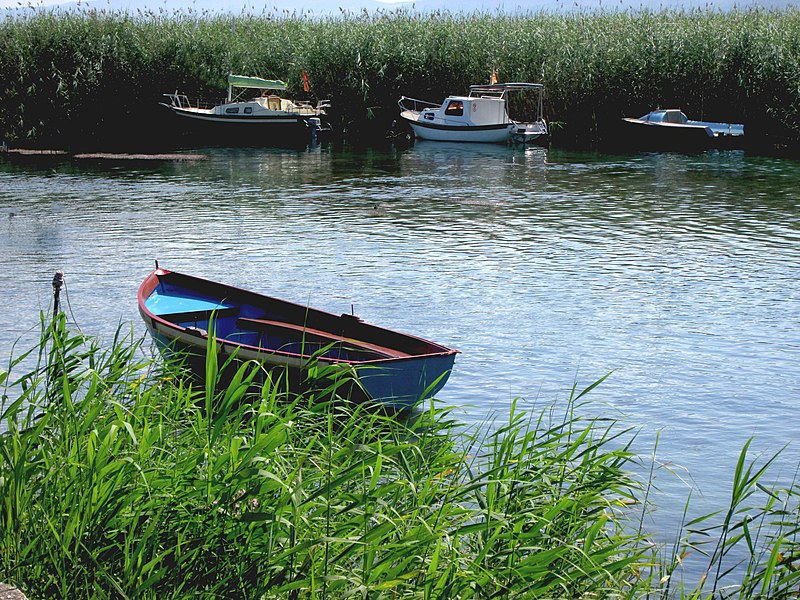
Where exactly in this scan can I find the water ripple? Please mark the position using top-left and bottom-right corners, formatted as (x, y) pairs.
(1, 146), (799, 554)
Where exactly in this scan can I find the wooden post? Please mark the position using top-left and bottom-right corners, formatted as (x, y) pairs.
(52, 271), (64, 322)
(47, 271), (66, 396)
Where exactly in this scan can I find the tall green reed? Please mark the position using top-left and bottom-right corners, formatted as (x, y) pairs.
(0, 314), (650, 597)
(2, 315), (799, 597)
(636, 437), (800, 599)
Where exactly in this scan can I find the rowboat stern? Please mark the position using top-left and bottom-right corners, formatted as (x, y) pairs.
(355, 351), (459, 411)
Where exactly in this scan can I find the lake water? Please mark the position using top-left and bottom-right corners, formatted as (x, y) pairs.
(1, 142), (799, 577)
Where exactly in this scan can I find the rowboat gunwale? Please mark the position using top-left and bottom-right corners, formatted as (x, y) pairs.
(138, 268), (457, 367)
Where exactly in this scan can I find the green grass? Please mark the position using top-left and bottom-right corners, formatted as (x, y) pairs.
(1, 314), (799, 598)
(0, 7), (799, 149)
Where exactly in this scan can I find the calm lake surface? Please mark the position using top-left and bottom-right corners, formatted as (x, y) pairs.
(1, 142), (799, 562)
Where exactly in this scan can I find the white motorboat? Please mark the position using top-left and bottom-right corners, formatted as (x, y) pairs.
(397, 82), (548, 144)
(161, 75), (331, 146)
(620, 108), (745, 151)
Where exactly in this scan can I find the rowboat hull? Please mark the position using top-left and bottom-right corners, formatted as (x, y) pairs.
(138, 268), (458, 410)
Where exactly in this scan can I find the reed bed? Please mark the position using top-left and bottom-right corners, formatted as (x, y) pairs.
(1, 315), (799, 598)
(0, 7), (799, 149)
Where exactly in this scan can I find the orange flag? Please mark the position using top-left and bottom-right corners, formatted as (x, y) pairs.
(490, 69), (498, 85)
(302, 71), (310, 93)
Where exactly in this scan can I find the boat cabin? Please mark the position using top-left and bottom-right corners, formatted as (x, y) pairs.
(418, 95), (510, 128)
(213, 95), (319, 117)
(213, 75), (322, 116)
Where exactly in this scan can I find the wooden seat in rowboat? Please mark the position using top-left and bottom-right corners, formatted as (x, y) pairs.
(236, 317), (411, 359)
(158, 306), (240, 323)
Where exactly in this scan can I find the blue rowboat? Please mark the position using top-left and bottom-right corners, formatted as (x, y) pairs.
(137, 267), (459, 410)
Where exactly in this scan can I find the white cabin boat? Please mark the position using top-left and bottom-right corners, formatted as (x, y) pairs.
(397, 83), (547, 144)
(161, 75), (331, 146)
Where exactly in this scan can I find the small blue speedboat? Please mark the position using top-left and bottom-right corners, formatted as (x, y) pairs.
(621, 109), (745, 151)
(138, 266), (458, 410)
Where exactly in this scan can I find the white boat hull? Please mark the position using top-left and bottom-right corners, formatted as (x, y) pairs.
(400, 111), (513, 143)
(399, 112), (548, 145)
(510, 121), (549, 144)
(168, 105), (307, 126)
(162, 104), (321, 148)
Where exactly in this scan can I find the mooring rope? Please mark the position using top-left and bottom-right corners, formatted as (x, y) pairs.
(51, 271), (83, 335)
(61, 274), (83, 336)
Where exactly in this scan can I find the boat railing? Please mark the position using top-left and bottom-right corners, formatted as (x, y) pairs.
(295, 99), (332, 115)
(469, 89), (505, 99)
(398, 96), (440, 113)
(162, 93), (217, 110)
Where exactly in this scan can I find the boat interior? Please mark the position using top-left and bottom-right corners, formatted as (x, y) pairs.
(150, 299), (404, 363)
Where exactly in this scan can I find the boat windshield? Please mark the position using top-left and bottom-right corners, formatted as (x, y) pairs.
(641, 110), (688, 124)
(444, 100), (464, 116)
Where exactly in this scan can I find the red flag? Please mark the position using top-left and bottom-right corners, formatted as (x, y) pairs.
(302, 71), (310, 93)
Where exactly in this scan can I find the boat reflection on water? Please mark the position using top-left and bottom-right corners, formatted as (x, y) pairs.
(408, 139), (548, 161)
(394, 141), (550, 213)
(401, 140), (549, 178)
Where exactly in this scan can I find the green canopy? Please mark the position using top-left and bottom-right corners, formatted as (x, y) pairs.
(228, 75), (288, 91)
